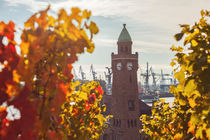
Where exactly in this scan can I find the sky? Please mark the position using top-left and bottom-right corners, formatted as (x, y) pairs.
(0, 0), (210, 81)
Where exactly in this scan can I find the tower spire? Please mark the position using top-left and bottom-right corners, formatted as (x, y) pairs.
(123, 23), (126, 28)
(118, 23), (132, 42)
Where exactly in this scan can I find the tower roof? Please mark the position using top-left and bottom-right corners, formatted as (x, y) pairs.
(118, 24), (132, 42)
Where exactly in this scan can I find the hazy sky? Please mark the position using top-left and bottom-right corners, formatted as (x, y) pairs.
(0, 0), (209, 80)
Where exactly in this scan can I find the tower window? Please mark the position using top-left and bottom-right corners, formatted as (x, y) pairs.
(120, 47), (123, 52)
(131, 120), (133, 128)
(125, 47), (128, 52)
(127, 120), (130, 128)
(113, 119), (115, 126)
(128, 100), (135, 111)
(116, 119), (119, 127)
(129, 75), (132, 83)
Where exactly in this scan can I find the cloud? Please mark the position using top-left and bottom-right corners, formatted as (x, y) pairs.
(4, 0), (210, 30)
(3, 0), (209, 68)
(3, 0), (48, 13)
(94, 37), (172, 53)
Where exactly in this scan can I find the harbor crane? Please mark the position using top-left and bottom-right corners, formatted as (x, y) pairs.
(140, 62), (150, 93)
(79, 65), (86, 80)
(160, 69), (173, 92)
(104, 67), (112, 94)
(105, 67), (112, 88)
(90, 64), (97, 80)
(72, 68), (79, 81)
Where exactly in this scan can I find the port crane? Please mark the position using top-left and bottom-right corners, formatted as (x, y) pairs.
(104, 67), (112, 95)
(72, 68), (79, 81)
(90, 64), (97, 80)
(79, 65), (86, 80)
(140, 62), (150, 93)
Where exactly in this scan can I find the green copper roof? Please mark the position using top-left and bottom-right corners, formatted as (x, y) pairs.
(118, 24), (132, 42)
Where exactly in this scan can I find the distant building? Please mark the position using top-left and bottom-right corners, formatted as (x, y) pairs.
(102, 24), (151, 140)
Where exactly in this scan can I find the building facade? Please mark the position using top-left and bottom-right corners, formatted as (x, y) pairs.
(102, 24), (147, 140)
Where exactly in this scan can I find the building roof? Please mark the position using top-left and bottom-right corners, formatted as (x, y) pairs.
(118, 24), (132, 42)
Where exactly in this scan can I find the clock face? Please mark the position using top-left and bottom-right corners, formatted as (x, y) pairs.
(116, 62), (122, 70)
(127, 62), (133, 70)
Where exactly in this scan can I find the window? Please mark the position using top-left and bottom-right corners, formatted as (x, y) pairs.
(128, 100), (135, 111)
(131, 120), (133, 128)
(113, 119), (115, 126)
(125, 47), (128, 52)
(129, 75), (132, 83)
(127, 120), (130, 128)
(120, 47), (123, 52)
(119, 119), (121, 127)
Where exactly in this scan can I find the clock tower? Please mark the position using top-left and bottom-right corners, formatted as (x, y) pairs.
(110, 24), (140, 140)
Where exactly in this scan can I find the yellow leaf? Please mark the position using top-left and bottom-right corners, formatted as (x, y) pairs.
(195, 127), (203, 139)
(191, 114), (199, 124)
(206, 128), (210, 139)
(177, 46), (183, 52)
(174, 71), (185, 84)
(187, 122), (195, 134)
(207, 55), (210, 63)
(170, 61), (176, 67)
(89, 21), (99, 34)
(20, 42), (29, 55)
(6, 84), (16, 97)
(178, 99), (186, 106)
(170, 45), (177, 51)
(82, 9), (91, 19)
(174, 133), (183, 140)
(189, 98), (196, 108)
(24, 13), (37, 30)
(191, 40), (198, 47)
(58, 9), (68, 20)
(13, 70), (20, 83)
(86, 42), (95, 53)
(185, 80), (196, 93)
(78, 91), (87, 100)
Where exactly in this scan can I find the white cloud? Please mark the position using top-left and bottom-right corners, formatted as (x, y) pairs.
(4, 0), (210, 30)
(95, 38), (116, 48)
(94, 38), (172, 53)
(3, 0), (209, 69)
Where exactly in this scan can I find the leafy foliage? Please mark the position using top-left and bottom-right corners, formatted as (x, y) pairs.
(140, 10), (210, 139)
(0, 6), (108, 140)
(60, 81), (110, 139)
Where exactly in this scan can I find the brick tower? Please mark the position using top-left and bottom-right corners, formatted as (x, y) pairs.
(110, 24), (140, 140)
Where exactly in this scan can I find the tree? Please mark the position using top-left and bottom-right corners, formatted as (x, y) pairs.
(140, 10), (210, 139)
(0, 6), (109, 139)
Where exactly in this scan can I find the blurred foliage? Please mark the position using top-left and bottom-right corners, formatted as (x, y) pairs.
(0, 5), (109, 140)
(140, 10), (210, 140)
